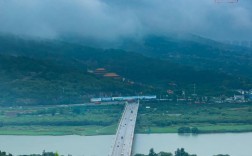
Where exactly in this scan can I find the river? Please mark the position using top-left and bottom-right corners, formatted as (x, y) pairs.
(0, 133), (252, 156)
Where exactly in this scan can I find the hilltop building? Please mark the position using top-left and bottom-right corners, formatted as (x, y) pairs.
(104, 73), (121, 79)
(94, 68), (107, 75)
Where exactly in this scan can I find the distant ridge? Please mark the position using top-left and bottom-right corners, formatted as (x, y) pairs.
(0, 34), (251, 105)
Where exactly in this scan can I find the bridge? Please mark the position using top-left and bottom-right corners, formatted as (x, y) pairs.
(109, 101), (139, 156)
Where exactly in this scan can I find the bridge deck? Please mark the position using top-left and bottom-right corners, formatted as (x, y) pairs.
(109, 102), (139, 156)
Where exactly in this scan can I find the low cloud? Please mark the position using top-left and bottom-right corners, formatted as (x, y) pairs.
(0, 0), (251, 40)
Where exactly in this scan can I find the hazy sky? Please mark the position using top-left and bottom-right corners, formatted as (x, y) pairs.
(0, 0), (252, 41)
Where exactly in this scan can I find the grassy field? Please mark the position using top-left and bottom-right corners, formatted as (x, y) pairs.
(0, 125), (117, 136)
(136, 101), (252, 134)
(0, 104), (122, 135)
(0, 102), (252, 135)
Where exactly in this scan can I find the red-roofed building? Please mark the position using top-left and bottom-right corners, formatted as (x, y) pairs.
(94, 68), (107, 75)
(104, 73), (120, 79)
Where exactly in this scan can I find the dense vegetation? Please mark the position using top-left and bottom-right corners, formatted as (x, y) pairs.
(0, 150), (12, 156)
(136, 101), (252, 134)
(0, 34), (251, 106)
(1, 102), (252, 135)
(0, 148), (229, 156)
(117, 34), (252, 79)
(0, 149), (230, 156)
(134, 148), (229, 156)
(0, 54), (153, 106)
(0, 104), (124, 135)
(0, 150), (59, 156)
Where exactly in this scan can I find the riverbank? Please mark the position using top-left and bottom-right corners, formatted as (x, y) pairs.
(136, 124), (252, 134)
(1, 124), (252, 136)
(0, 125), (117, 136)
(1, 101), (252, 136)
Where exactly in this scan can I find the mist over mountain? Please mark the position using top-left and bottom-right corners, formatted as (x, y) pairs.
(0, 0), (252, 41)
(59, 33), (252, 79)
(0, 0), (252, 106)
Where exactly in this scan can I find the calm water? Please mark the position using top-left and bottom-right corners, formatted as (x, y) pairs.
(0, 133), (252, 156)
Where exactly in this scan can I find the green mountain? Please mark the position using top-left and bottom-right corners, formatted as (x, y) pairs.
(0, 54), (152, 106)
(0, 34), (251, 106)
(116, 34), (252, 79)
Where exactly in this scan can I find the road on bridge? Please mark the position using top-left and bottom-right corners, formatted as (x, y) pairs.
(109, 101), (139, 156)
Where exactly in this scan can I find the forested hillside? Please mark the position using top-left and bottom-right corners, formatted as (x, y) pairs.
(0, 54), (151, 106)
(117, 34), (252, 78)
(0, 34), (251, 105)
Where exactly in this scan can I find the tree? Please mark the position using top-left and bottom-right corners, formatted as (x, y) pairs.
(191, 127), (199, 134)
(149, 148), (157, 156)
(0, 122), (3, 127)
(178, 127), (191, 133)
(175, 148), (196, 156)
(73, 108), (81, 114)
(0, 151), (13, 156)
(51, 109), (56, 116)
(158, 151), (173, 156)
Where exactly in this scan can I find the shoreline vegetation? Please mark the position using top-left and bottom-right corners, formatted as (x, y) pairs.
(0, 101), (252, 136)
(0, 148), (230, 156)
(135, 148), (229, 156)
(1, 124), (252, 136)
